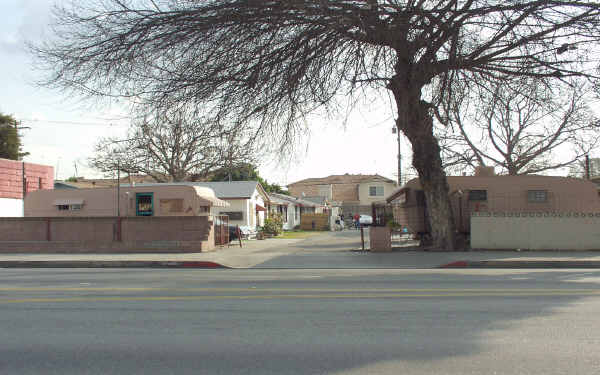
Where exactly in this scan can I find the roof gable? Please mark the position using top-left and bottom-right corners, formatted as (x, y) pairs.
(288, 174), (395, 186)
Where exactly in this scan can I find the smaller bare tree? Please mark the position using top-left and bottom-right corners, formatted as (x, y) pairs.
(437, 78), (600, 175)
(90, 108), (255, 182)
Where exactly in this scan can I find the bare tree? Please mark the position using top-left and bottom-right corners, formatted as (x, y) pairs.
(33, 0), (600, 249)
(90, 108), (256, 182)
(568, 157), (600, 179)
(437, 78), (600, 175)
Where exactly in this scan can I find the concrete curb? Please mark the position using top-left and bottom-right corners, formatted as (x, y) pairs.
(439, 260), (600, 269)
(0, 261), (230, 269)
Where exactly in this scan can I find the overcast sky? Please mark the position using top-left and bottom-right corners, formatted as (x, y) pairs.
(0, 0), (412, 185)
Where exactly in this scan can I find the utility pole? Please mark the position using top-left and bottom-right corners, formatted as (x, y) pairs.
(117, 159), (121, 217)
(393, 125), (402, 186)
(586, 154), (591, 180)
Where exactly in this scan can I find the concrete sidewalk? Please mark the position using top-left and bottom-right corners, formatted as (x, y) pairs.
(0, 237), (304, 269)
(3, 249), (600, 269)
(2, 230), (600, 268)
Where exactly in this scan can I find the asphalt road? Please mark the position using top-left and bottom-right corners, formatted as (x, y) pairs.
(2, 268), (600, 374)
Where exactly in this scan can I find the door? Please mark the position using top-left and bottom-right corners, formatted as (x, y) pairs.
(136, 193), (154, 216)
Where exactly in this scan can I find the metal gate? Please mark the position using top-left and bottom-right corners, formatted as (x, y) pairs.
(214, 215), (229, 246)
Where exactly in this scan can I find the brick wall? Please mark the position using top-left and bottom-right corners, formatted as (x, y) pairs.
(0, 216), (215, 253)
(289, 183), (359, 203)
(332, 184), (359, 202)
(288, 184), (320, 198)
(0, 158), (54, 199)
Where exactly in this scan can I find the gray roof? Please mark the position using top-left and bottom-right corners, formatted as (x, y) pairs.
(269, 193), (319, 207)
(120, 181), (263, 199)
(302, 196), (328, 205)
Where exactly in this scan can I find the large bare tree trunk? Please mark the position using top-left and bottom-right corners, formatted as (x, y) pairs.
(392, 80), (458, 250)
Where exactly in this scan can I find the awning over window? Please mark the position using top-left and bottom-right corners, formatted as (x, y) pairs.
(193, 187), (230, 207)
(255, 204), (267, 212)
(53, 198), (84, 206)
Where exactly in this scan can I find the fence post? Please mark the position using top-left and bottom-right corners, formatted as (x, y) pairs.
(372, 203), (376, 225)
(116, 217), (122, 242)
(361, 226), (365, 251)
(46, 218), (51, 241)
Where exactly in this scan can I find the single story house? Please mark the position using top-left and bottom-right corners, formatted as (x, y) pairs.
(129, 181), (271, 228)
(24, 184), (228, 217)
(386, 170), (600, 234)
(268, 193), (319, 230)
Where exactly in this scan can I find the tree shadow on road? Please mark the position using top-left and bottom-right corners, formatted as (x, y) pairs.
(188, 270), (600, 374)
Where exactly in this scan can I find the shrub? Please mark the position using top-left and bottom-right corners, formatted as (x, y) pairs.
(262, 213), (283, 235)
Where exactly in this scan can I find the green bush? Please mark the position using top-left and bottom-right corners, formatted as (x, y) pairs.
(262, 213), (284, 235)
(385, 212), (401, 230)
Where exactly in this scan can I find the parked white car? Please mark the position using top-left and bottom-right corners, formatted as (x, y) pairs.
(359, 215), (373, 226)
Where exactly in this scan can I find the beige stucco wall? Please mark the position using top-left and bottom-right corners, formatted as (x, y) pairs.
(24, 185), (216, 217)
(358, 181), (397, 205)
(390, 176), (600, 233)
(471, 213), (600, 250)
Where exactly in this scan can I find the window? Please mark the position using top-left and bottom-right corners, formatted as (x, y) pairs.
(294, 206), (298, 220)
(528, 190), (548, 203)
(468, 190), (487, 201)
(369, 186), (384, 197)
(198, 206), (210, 214)
(136, 193), (154, 216)
(70, 204), (82, 211)
(57, 205), (69, 211)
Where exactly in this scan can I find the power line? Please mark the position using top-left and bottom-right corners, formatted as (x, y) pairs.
(19, 119), (129, 127)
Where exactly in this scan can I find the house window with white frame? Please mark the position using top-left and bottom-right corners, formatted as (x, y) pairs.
(369, 186), (384, 197)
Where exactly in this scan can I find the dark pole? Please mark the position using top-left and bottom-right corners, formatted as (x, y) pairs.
(396, 126), (402, 186)
(22, 161), (26, 198)
(360, 225), (365, 251)
(585, 154), (591, 180)
(117, 160), (121, 217)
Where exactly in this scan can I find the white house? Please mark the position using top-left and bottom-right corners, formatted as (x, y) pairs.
(268, 193), (319, 230)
